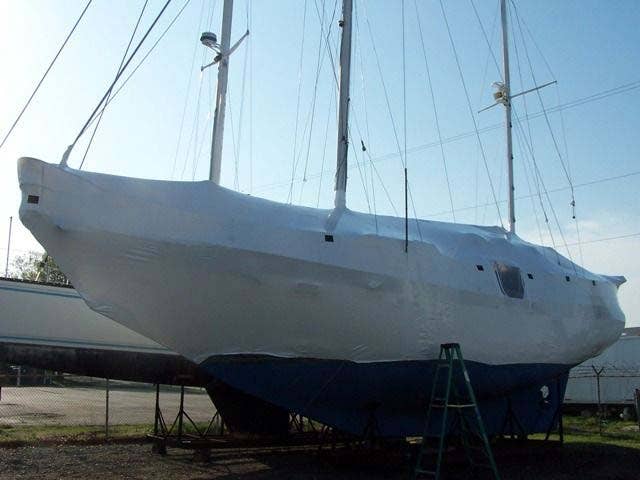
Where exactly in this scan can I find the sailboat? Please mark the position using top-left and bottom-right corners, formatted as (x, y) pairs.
(16, 0), (625, 437)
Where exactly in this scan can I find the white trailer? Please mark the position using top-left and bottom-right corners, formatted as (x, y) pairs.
(564, 328), (640, 405)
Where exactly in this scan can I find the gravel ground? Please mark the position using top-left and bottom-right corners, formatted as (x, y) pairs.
(0, 440), (639, 479)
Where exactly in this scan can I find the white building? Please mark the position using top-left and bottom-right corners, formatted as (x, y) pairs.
(565, 327), (640, 405)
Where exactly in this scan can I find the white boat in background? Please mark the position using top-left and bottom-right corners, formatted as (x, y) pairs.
(0, 276), (205, 385)
(15, 0), (626, 437)
(0, 277), (293, 433)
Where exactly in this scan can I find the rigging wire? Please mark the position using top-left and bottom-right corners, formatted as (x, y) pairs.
(509, 8), (544, 244)
(565, 232), (640, 248)
(511, 4), (584, 265)
(180, 40), (209, 180)
(324, 10), (375, 216)
(316, 85), (334, 208)
(171, 0), (207, 179)
(511, 7), (575, 206)
(470, 0), (502, 79)
(287, 0), (309, 203)
(298, 0), (329, 203)
(180, 70), (204, 179)
(230, 5), (250, 191)
(0, 0), (93, 152)
(251, 77), (640, 208)
(80, 0), (149, 170)
(62, 0), (174, 168)
(474, 0), (500, 223)
(512, 2), (585, 265)
(298, 0), (340, 206)
(426, 169), (640, 220)
(353, 0), (378, 230)
(333, 9), (373, 215)
(311, 0), (376, 215)
(348, 80), (640, 173)
(438, 0), (504, 228)
(414, 0), (456, 223)
(179, 0), (213, 180)
(511, 105), (576, 269)
(362, 2), (421, 239)
(512, 111), (558, 249)
(476, 1), (501, 103)
(85, 0), (194, 140)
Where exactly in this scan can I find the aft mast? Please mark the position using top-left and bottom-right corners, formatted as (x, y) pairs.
(500, 0), (515, 234)
(209, 0), (234, 184)
(334, 0), (353, 209)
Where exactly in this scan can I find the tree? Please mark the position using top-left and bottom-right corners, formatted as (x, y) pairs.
(11, 251), (70, 285)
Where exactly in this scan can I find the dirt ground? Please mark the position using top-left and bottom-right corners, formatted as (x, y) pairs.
(0, 439), (638, 479)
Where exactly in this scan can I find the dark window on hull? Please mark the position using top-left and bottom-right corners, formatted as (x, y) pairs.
(494, 262), (525, 299)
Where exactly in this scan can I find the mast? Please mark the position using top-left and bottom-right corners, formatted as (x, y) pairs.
(209, 0), (234, 184)
(500, 0), (515, 233)
(334, 0), (353, 209)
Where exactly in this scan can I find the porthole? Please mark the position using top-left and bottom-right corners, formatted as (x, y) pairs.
(494, 262), (525, 299)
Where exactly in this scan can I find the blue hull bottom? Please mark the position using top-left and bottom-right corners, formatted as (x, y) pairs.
(200, 356), (569, 438)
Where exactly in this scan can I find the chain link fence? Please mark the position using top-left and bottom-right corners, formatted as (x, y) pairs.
(0, 369), (215, 442)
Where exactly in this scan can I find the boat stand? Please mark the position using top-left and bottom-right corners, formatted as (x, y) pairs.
(148, 385), (336, 459)
(543, 378), (565, 444)
(148, 384), (226, 459)
(499, 398), (527, 440)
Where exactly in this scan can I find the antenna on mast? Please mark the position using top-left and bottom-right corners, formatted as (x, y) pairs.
(478, 0), (555, 234)
(200, 0), (248, 185)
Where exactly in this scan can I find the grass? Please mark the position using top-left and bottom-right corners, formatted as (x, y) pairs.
(528, 413), (640, 450)
(0, 414), (637, 448)
(0, 424), (151, 446)
(0, 419), (222, 447)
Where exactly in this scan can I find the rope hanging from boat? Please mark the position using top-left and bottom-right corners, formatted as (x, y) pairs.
(61, 0), (174, 168)
(79, 0), (150, 170)
(0, 0), (93, 152)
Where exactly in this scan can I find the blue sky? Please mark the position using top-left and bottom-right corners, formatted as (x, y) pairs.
(0, 0), (638, 325)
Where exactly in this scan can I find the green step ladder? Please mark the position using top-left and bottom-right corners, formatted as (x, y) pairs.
(413, 343), (500, 480)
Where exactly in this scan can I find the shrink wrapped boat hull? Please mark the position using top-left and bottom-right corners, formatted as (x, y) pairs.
(17, 157), (625, 436)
